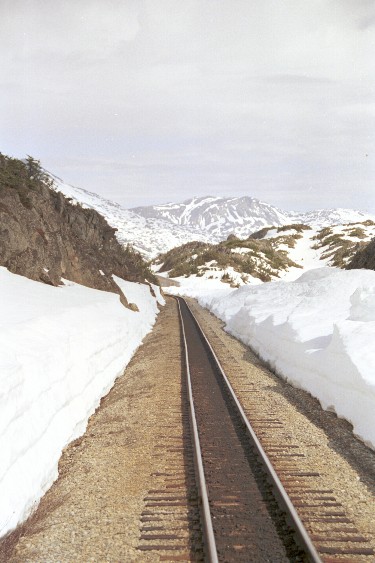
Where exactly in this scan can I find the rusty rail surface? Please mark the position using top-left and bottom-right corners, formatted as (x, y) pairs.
(176, 295), (322, 562)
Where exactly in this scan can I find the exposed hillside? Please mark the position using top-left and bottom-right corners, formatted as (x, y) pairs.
(311, 221), (375, 268)
(256, 221), (375, 269)
(156, 221), (375, 286)
(155, 228), (304, 285)
(0, 154), (156, 300)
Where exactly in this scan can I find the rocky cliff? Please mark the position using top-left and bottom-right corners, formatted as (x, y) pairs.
(0, 154), (156, 301)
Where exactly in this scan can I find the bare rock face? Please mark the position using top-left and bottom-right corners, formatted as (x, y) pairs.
(347, 237), (375, 271)
(0, 154), (156, 300)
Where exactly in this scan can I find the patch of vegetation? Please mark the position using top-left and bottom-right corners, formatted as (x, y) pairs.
(221, 272), (240, 288)
(322, 234), (345, 247)
(321, 240), (369, 268)
(223, 237), (266, 251)
(156, 241), (209, 274)
(221, 272), (231, 282)
(250, 224), (309, 246)
(312, 224), (372, 268)
(123, 244), (158, 284)
(277, 223), (312, 233)
(0, 153), (54, 210)
(249, 227), (272, 240)
(275, 234), (302, 248)
(347, 237), (375, 270)
(156, 233), (301, 283)
(157, 219), (375, 281)
(226, 233), (240, 241)
(344, 227), (366, 239)
(344, 219), (375, 227)
(312, 227), (332, 244)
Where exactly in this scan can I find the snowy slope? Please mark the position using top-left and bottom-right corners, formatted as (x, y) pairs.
(262, 222), (375, 279)
(132, 196), (289, 239)
(0, 267), (164, 538)
(275, 228), (328, 281)
(291, 208), (375, 229)
(167, 268), (375, 450)
(156, 221), (375, 289)
(52, 178), (210, 259)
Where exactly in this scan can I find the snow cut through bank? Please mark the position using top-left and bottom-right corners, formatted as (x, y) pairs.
(0, 268), (164, 538)
(168, 268), (375, 450)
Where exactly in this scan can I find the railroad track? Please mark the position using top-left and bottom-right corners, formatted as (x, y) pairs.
(138, 297), (374, 561)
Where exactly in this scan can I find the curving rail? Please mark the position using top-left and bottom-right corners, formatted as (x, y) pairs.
(176, 295), (322, 563)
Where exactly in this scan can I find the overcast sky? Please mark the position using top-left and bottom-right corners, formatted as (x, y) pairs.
(1, 0), (375, 211)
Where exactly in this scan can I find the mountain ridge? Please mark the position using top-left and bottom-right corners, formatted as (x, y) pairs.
(52, 177), (375, 258)
(132, 195), (374, 238)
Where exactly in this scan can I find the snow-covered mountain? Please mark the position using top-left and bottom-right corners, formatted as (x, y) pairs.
(52, 177), (375, 259)
(132, 196), (289, 239)
(288, 208), (375, 229)
(132, 195), (375, 241)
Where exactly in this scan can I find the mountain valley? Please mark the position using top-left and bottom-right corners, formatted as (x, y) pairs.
(55, 177), (375, 259)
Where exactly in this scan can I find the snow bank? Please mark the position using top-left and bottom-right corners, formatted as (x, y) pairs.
(168, 268), (375, 450)
(0, 268), (163, 537)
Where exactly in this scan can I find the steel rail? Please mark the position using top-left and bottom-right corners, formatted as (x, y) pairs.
(178, 296), (322, 563)
(176, 298), (219, 563)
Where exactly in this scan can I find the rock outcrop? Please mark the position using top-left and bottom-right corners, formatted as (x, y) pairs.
(0, 154), (156, 301)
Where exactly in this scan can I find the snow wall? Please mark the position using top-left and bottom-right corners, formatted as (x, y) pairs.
(168, 268), (375, 451)
(0, 268), (164, 538)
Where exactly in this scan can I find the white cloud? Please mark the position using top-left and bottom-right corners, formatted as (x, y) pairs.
(0, 1), (140, 57)
(1, 0), (375, 212)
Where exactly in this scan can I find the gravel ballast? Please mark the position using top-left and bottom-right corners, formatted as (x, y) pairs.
(1, 296), (374, 561)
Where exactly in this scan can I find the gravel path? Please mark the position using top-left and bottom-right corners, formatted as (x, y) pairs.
(1, 298), (199, 562)
(1, 296), (374, 562)
(186, 297), (375, 561)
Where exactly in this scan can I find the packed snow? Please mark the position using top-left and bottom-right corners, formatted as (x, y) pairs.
(168, 268), (375, 450)
(277, 228), (330, 281)
(0, 268), (164, 538)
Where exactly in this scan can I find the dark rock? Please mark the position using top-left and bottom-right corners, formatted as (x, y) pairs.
(0, 153), (157, 304)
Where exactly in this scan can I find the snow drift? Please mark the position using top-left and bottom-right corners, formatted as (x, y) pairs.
(0, 267), (164, 538)
(168, 268), (375, 450)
